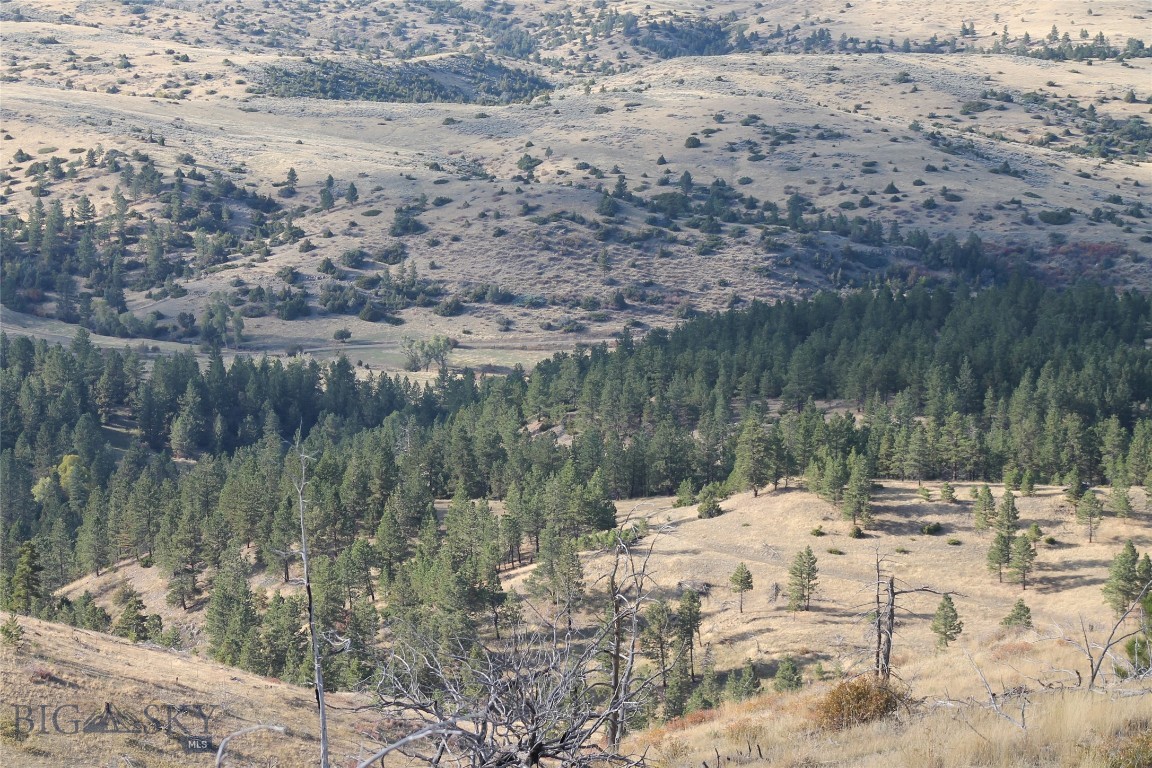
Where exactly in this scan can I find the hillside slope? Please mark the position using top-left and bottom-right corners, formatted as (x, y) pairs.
(0, 616), (381, 767)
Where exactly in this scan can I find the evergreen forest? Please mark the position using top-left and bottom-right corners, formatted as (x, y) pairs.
(2, 277), (1151, 690)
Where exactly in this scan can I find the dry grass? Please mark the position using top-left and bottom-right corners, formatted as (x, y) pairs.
(0, 616), (387, 767)
(631, 682), (1151, 768)
(609, 482), (1151, 765)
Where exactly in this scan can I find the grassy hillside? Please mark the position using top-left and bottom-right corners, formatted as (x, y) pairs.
(2, 0), (1150, 369)
(26, 480), (1150, 766)
(0, 616), (377, 767)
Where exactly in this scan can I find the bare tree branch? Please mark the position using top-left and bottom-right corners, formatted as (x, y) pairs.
(215, 724), (286, 767)
(361, 529), (662, 766)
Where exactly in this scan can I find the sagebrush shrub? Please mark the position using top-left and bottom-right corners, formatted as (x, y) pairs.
(813, 676), (905, 730)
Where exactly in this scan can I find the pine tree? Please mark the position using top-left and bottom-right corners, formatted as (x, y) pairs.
(787, 546), (819, 611)
(731, 414), (770, 496)
(1102, 541), (1141, 616)
(730, 562), (753, 613)
(1008, 534), (1037, 590)
(206, 551), (257, 665)
(0, 614), (24, 648)
(663, 643), (691, 720)
(1076, 490), (1103, 543)
(345, 182), (358, 204)
(996, 490), (1019, 532)
(1107, 481), (1132, 518)
(1020, 470), (1035, 497)
(726, 659), (759, 701)
(820, 450), (849, 504)
(687, 650), (720, 712)
(677, 589), (702, 679)
(166, 572), (197, 611)
(75, 498), (110, 576)
(773, 656), (802, 691)
(973, 484), (994, 532)
(842, 449), (872, 526)
(8, 542), (43, 615)
(1001, 599), (1033, 629)
(930, 595), (963, 648)
(987, 531), (1012, 583)
(528, 527), (584, 632)
(640, 599), (674, 687)
(1064, 467), (1084, 504)
(113, 593), (149, 642)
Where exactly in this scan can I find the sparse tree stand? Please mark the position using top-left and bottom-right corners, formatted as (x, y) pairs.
(787, 546), (819, 611)
(730, 562), (754, 613)
(930, 595), (963, 648)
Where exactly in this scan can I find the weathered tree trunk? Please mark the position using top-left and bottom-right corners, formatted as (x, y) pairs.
(876, 575), (895, 682)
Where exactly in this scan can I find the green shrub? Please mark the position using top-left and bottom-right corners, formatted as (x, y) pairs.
(684, 136), (702, 148)
(698, 496), (722, 519)
(1038, 208), (1073, 225)
(1104, 720), (1152, 768)
(434, 296), (464, 317)
(0, 615), (24, 648)
(1001, 599), (1033, 629)
(921, 521), (943, 535)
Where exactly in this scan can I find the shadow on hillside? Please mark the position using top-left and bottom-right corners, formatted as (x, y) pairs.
(1036, 557), (1111, 572)
(717, 622), (777, 647)
(1034, 573), (1105, 592)
(867, 516), (929, 537)
(1032, 559), (1109, 592)
(657, 548), (707, 558)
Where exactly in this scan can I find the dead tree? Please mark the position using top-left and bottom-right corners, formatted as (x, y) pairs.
(359, 533), (662, 767)
(1058, 577), (1152, 690)
(292, 440), (331, 768)
(872, 553), (960, 682)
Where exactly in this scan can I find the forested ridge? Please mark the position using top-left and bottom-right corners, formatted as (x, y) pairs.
(2, 278), (1151, 688)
